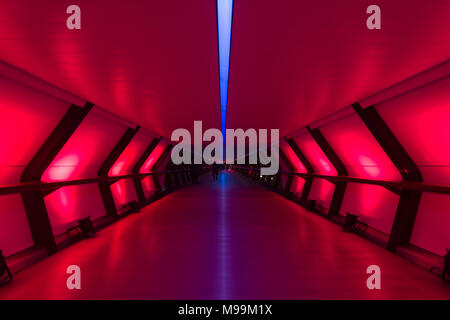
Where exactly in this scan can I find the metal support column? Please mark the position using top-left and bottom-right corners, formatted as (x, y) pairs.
(353, 103), (423, 251)
(98, 126), (140, 217)
(20, 102), (94, 254)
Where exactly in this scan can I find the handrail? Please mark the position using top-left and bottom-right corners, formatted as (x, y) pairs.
(234, 166), (450, 196)
(0, 169), (189, 196)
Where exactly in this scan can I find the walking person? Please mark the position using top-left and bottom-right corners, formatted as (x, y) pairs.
(212, 162), (219, 181)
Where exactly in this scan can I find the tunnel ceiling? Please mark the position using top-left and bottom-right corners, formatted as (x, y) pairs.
(227, 0), (450, 135)
(0, 1), (449, 138)
(0, 1), (221, 137)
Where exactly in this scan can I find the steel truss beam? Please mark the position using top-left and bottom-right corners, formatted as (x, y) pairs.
(20, 102), (94, 254)
(285, 138), (314, 203)
(98, 126), (140, 217)
(353, 103), (423, 252)
(132, 138), (161, 203)
(307, 126), (348, 219)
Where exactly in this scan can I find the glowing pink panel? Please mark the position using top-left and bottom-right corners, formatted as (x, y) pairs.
(320, 114), (401, 181)
(140, 141), (169, 174)
(291, 177), (306, 196)
(280, 143), (307, 173)
(308, 179), (335, 210)
(0, 195), (33, 256)
(109, 130), (156, 176)
(376, 77), (450, 186)
(376, 76), (450, 254)
(43, 109), (128, 181)
(0, 77), (69, 184)
(109, 130), (156, 208)
(279, 143), (307, 195)
(293, 132), (336, 206)
(341, 183), (399, 234)
(111, 179), (138, 210)
(293, 132), (337, 176)
(0, 77), (69, 256)
(317, 114), (401, 233)
(142, 177), (157, 198)
(44, 184), (106, 236)
(42, 108), (129, 234)
(410, 193), (450, 256)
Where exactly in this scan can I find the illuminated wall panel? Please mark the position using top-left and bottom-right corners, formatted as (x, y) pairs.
(376, 77), (450, 186)
(44, 184), (106, 236)
(280, 142), (308, 194)
(291, 176), (306, 196)
(308, 179), (335, 209)
(376, 77), (450, 255)
(410, 193), (450, 256)
(293, 132), (336, 175)
(0, 77), (70, 255)
(109, 130), (156, 176)
(135, 141), (169, 195)
(0, 195), (33, 256)
(140, 141), (169, 174)
(0, 77), (70, 184)
(43, 108), (128, 181)
(42, 108), (129, 234)
(293, 132), (336, 205)
(320, 115), (401, 181)
(319, 114), (401, 232)
(142, 176), (157, 198)
(109, 130), (156, 208)
(111, 179), (138, 210)
(341, 183), (399, 234)
(280, 143), (307, 173)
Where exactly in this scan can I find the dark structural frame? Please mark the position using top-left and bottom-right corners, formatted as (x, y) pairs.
(1, 103), (188, 261)
(236, 102), (450, 260)
(98, 126), (141, 218)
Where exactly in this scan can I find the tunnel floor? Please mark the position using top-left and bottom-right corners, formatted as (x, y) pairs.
(0, 171), (449, 299)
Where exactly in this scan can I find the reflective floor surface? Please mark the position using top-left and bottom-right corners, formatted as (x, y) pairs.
(0, 172), (449, 299)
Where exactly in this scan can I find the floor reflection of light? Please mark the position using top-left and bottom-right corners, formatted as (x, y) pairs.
(219, 171), (230, 299)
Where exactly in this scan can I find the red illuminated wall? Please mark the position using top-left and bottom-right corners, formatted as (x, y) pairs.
(141, 176), (157, 198)
(376, 76), (450, 255)
(293, 132), (336, 209)
(0, 61), (167, 256)
(318, 114), (401, 233)
(109, 130), (157, 209)
(280, 142), (307, 196)
(280, 143), (307, 173)
(42, 108), (129, 235)
(140, 141), (168, 174)
(138, 141), (169, 194)
(0, 76), (70, 255)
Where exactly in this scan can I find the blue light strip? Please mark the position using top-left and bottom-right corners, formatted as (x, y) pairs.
(217, 0), (233, 157)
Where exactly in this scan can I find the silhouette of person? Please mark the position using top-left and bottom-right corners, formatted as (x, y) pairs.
(212, 162), (219, 181)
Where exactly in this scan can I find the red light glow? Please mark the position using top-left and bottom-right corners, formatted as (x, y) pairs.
(280, 143), (307, 173)
(140, 142), (168, 173)
(319, 114), (401, 181)
(293, 132), (337, 176)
